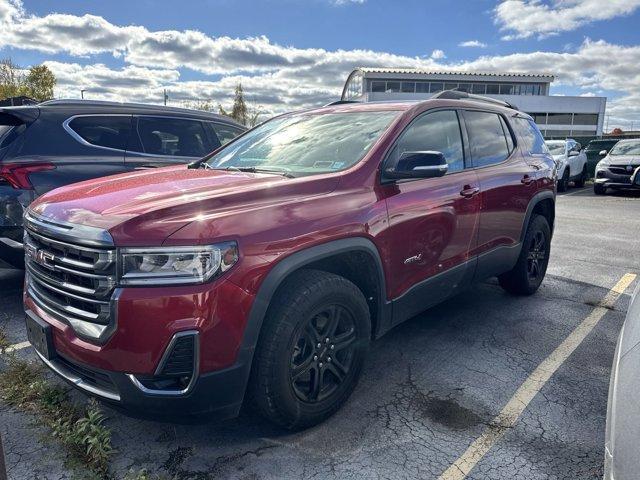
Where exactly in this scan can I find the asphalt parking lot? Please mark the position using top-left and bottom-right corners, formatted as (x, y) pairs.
(1, 187), (639, 480)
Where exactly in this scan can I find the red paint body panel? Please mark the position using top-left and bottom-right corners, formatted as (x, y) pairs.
(25, 278), (253, 374)
(24, 99), (555, 415)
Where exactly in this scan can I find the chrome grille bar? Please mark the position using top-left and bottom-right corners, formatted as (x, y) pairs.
(24, 211), (117, 344)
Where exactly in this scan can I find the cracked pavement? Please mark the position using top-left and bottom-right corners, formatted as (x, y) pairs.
(1, 187), (639, 479)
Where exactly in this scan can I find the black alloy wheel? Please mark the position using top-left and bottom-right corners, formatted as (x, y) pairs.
(526, 230), (547, 282)
(289, 304), (357, 403)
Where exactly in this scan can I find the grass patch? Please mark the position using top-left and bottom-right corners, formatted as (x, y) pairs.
(0, 355), (114, 478)
(0, 327), (9, 353)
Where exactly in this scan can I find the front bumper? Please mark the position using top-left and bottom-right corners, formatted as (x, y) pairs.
(24, 276), (257, 421)
(595, 166), (640, 189)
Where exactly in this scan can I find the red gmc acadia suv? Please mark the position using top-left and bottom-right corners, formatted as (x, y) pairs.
(23, 92), (556, 429)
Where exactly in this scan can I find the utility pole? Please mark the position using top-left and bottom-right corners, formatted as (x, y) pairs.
(163, 89), (168, 106)
(80, 89), (86, 99)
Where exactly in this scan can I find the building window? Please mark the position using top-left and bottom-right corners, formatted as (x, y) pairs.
(546, 129), (572, 137)
(371, 81), (386, 93)
(499, 84), (514, 95)
(529, 113), (547, 124)
(401, 82), (416, 93)
(486, 84), (500, 94)
(547, 113), (573, 125)
(472, 84), (486, 94)
(458, 83), (472, 93)
(386, 82), (401, 93)
(445, 83), (457, 90)
(571, 130), (597, 137)
(572, 114), (598, 126)
(416, 82), (429, 93)
(430, 82), (444, 93)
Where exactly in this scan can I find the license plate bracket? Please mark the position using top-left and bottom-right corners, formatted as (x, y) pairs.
(25, 312), (55, 360)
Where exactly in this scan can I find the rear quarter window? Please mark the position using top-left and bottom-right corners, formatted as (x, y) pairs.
(513, 117), (548, 155)
(67, 116), (132, 151)
(209, 123), (244, 146)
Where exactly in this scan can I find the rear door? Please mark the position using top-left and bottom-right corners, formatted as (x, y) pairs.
(33, 114), (130, 195)
(381, 109), (481, 323)
(463, 110), (539, 279)
(125, 116), (218, 169)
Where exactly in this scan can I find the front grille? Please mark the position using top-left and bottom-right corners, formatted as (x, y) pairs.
(24, 215), (117, 343)
(56, 354), (118, 395)
(609, 165), (639, 176)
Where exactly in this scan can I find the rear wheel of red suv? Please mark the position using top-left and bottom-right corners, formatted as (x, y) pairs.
(249, 269), (370, 429)
(498, 214), (551, 296)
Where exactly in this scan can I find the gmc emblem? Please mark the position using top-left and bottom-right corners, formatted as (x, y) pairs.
(26, 245), (55, 270)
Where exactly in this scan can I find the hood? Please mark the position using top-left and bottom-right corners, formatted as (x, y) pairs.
(30, 166), (340, 245)
(606, 155), (640, 166)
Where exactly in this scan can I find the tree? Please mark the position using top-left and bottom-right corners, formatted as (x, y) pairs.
(0, 58), (24, 100)
(217, 83), (263, 127)
(0, 59), (56, 102)
(24, 65), (56, 101)
(231, 83), (248, 126)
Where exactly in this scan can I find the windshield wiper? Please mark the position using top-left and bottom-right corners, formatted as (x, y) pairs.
(199, 164), (295, 178)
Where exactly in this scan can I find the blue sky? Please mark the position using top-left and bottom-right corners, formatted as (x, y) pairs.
(2, 0), (640, 128)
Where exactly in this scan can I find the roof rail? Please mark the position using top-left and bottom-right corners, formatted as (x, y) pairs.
(431, 89), (518, 110)
(323, 100), (361, 107)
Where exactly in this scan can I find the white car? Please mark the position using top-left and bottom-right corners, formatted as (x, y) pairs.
(594, 139), (640, 195)
(605, 282), (640, 480)
(545, 139), (588, 192)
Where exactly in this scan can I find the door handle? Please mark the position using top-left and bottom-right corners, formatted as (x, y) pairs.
(521, 174), (534, 185)
(459, 185), (480, 198)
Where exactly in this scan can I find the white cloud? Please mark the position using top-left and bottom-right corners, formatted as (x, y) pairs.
(331, 0), (366, 4)
(495, 0), (640, 40)
(459, 40), (487, 48)
(430, 49), (446, 59)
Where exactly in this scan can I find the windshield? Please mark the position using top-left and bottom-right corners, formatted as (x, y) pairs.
(545, 142), (565, 155)
(609, 141), (640, 156)
(205, 111), (399, 176)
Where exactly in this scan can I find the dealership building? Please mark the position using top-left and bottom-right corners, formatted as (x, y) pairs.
(341, 68), (607, 138)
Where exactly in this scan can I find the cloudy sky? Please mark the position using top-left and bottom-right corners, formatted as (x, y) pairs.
(2, 0), (640, 129)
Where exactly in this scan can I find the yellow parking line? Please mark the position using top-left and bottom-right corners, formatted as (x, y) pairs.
(1, 341), (31, 354)
(439, 273), (637, 480)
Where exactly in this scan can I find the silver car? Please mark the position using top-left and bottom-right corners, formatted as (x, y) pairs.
(605, 282), (640, 479)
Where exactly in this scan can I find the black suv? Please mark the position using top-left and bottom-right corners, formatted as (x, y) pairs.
(0, 100), (245, 268)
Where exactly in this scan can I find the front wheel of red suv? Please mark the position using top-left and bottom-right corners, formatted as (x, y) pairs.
(498, 214), (551, 296)
(248, 269), (371, 429)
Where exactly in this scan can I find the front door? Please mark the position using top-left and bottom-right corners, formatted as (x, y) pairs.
(125, 116), (217, 169)
(381, 109), (481, 324)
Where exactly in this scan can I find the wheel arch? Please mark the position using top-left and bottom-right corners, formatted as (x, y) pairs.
(241, 237), (389, 356)
(521, 190), (555, 243)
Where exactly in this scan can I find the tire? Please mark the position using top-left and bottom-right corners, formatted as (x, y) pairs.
(248, 269), (371, 429)
(498, 214), (551, 296)
(557, 169), (569, 192)
(574, 165), (587, 188)
(594, 183), (606, 195)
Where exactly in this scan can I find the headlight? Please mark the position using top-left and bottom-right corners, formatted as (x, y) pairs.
(118, 242), (238, 286)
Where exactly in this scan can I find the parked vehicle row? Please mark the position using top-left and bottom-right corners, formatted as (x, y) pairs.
(0, 100), (245, 268)
(19, 91), (556, 428)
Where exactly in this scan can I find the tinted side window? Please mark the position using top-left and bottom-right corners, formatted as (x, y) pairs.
(513, 117), (548, 155)
(387, 110), (465, 174)
(499, 116), (515, 153)
(464, 111), (510, 168)
(210, 123), (244, 146)
(68, 116), (131, 150)
(135, 117), (210, 157)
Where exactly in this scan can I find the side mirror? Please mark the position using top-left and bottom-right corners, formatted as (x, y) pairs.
(385, 151), (448, 180)
(599, 150), (608, 156)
